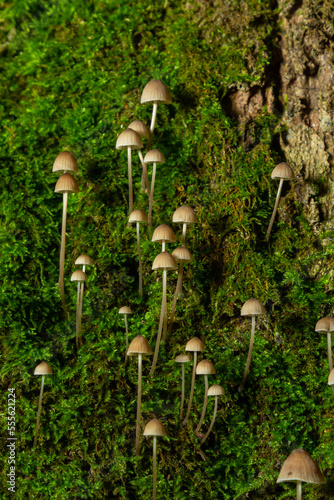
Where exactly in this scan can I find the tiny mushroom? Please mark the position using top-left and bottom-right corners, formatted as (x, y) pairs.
(183, 336), (205, 425)
(143, 418), (167, 500)
(315, 316), (334, 372)
(74, 254), (93, 347)
(144, 149), (165, 227)
(140, 79), (172, 134)
(33, 361), (53, 448)
(128, 119), (151, 193)
(265, 162), (294, 241)
(119, 306), (132, 360)
(52, 151), (78, 174)
(152, 224), (176, 252)
(200, 385), (225, 445)
(195, 359), (216, 434)
(71, 269), (87, 350)
(174, 354), (190, 420)
(172, 205), (198, 246)
(129, 209), (148, 297)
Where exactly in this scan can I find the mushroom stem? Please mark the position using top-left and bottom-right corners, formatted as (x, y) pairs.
(136, 353), (142, 456)
(77, 281), (84, 348)
(136, 222), (143, 297)
(58, 192), (68, 311)
(127, 146), (133, 216)
(182, 223), (187, 246)
(239, 315), (256, 392)
(150, 101), (158, 134)
(148, 162), (157, 227)
(138, 151), (150, 194)
(75, 282), (81, 350)
(33, 375), (45, 448)
(327, 332), (333, 372)
(265, 178), (284, 241)
(196, 375), (209, 433)
(296, 480), (302, 500)
(152, 436), (157, 500)
(166, 263), (184, 341)
(200, 395), (218, 445)
(124, 315), (129, 362)
(180, 364), (185, 420)
(150, 269), (167, 374)
(183, 351), (197, 425)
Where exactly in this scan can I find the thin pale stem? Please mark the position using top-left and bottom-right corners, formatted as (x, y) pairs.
(153, 436), (157, 500)
(196, 375), (208, 433)
(167, 264), (184, 341)
(127, 146), (133, 216)
(58, 192), (68, 311)
(150, 101), (158, 134)
(124, 315), (129, 362)
(148, 163), (156, 227)
(182, 223), (187, 246)
(138, 150), (150, 194)
(137, 223), (143, 297)
(33, 375), (45, 448)
(180, 364), (185, 420)
(136, 354), (142, 456)
(327, 332), (333, 372)
(200, 396), (218, 445)
(78, 281), (84, 347)
(75, 282), (81, 350)
(183, 351), (197, 425)
(150, 270), (166, 374)
(266, 178), (284, 241)
(296, 480), (302, 500)
(239, 315), (256, 392)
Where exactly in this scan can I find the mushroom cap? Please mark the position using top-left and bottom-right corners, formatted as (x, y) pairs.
(175, 354), (190, 363)
(128, 119), (151, 140)
(119, 306), (132, 315)
(241, 298), (266, 316)
(315, 316), (334, 333)
(144, 149), (165, 164)
(328, 369), (334, 385)
(140, 80), (172, 105)
(70, 270), (87, 282)
(172, 246), (193, 263)
(54, 173), (79, 194)
(172, 205), (198, 224)
(52, 151), (78, 173)
(271, 162), (294, 180)
(152, 224), (176, 244)
(277, 449), (325, 484)
(208, 384), (225, 396)
(196, 359), (216, 375)
(129, 209), (148, 224)
(185, 337), (205, 352)
(127, 335), (153, 356)
(75, 254), (93, 266)
(152, 251), (177, 271)
(34, 361), (53, 376)
(116, 128), (143, 150)
(143, 418), (167, 437)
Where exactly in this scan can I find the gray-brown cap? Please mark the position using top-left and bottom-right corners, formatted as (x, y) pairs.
(185, 337), (205, 352)
(175, 354), (190, 363)
(116, 128), (143, 150)
(52, 151), (78, 174)
(172, 247), (193, 263)
(144, 149), (165, 164)
(328, 369), (334, 385)
(277, 449), (325, 484)
(241, 298), (266, 316)
(119, 306), (132, 315)
(196, 359), (216, 375)
(152, 251), (177, 271)
(315, 316), (334, 333)
(173, 205), (198, 224)
(34, 361), (53, 376)
(208, 385), (225, 396)
(152, 224), (176, 244)
(140, 80), (172, 105)
(127, 335), (153, 356)
(75, 254), (93, 266)
(271, 162), (294, 180)
(71, 270), (87, 282)
(143, 418), (167, 437)
(129, 209), (148, 224)
(54, 173), (79, 194)
(128, 120), (151, 140)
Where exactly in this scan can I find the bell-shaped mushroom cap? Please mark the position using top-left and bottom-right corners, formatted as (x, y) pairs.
(172, 246), (193, 263)
(128, 120), (151, 140)
(173, 205), (198, 224)
(52, 151), (78, 174)
(129, 209), (148, 224)
(143, 418), (167, 437)
(208, 385), (225, 396)
(75, 254), (93, 266)
(328, 369), (334, 385)
(277, 449), (326, 484)
(119, 306), (132, 315)
(140, 80), (172, 105)
(34, 361), (53, 376)
(144, 149), (165, 164)
(152, 224), (176, 244)
(241, 298), (266, 316)
(271, 162), (294, 180)
(196, 359), (216, 375)
(116, 128), (143, 150)
(185, 337), (205, 352)
(315, 316), (334, 333)
(175, 354), (190, 363)
(71, 270), (87, 282)
(152, 251), (177, 271)
(127, 335), (153, 356)
(54, 173), (79, 194)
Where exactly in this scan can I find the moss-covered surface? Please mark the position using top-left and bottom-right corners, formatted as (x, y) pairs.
(1, 1), (334, 498)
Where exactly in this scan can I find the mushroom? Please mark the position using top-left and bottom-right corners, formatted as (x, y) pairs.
(238, 298), (266, 392)
(174, 354), (190, 420)
(116, 128), (143, 216)
(277, 448), (325, 499)
(144, 149), (165, 227)
(195, 359), (216, 434)
(172, 205), (198, 246)
(75, 254), (93, 345)
(71, 269), (87, 350)
(52, 151), (78, 174)
(33, 361), (53, 448)
(54, 173), (79, 311)
(183, 336), (205, 425)
(129, 209), (148, 297)
(119, 306), (132, 360)
(200, 385), (224, 446)
(140, 79), (172, 135)
(328, 368), (334, 386)
(127, 335), (153, 456)
(128, 119), (151, 194)
(143, 418), (167, 500)
(265, 162), (294, 241)
(152, 224), (176, 252)
(315, 316), (334, 372)
(150, 252), (177, 375)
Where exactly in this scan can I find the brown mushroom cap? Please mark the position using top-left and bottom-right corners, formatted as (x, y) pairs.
(175, 354), (190, 363)
(208, 385), (225, 396)
(241, 298), (266, 316)
(140, 80), (172, 105)
(172, 246), (193, 263)
(54, 173), (79, 194)
(185, 337), (205, 352)
(172, 205), (198, 224)
(116, 128), (143, 150)
(127, 335), (153, 356)
(277, 449), (325, 484)
(129, 209), (148, 224)
(271, 162), (294, 180)
(70, 270), (87, 282)
(328, 369), (334, 385)
(152, 224), (176, 244)
(144, 149), (165, 164)
(196, 359), (216, 375)
(34, 361), (53, 376)
(143, 418), (167, 437)
(75, 254), (93, 266)
(152, 251), (177, 271)
(52, 151), (78, 174)
(315, 316), (334, 333)
(119, 306), (132, 315)
(128, 119), (151, 139)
